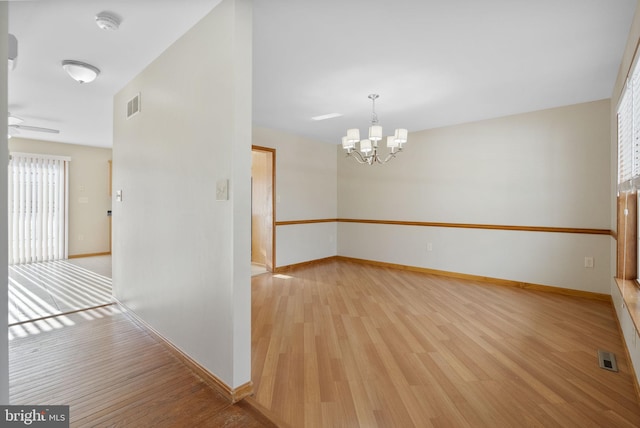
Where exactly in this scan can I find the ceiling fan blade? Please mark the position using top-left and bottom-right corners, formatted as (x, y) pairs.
(10, 124), (59, 134)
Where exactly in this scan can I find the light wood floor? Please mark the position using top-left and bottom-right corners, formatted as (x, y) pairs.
(9, 305), (275, 427)
(251, 259), (640, 427)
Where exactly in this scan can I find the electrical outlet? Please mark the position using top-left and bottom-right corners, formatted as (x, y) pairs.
(427, 242), (433, 252)
(584, 257), (594, 268)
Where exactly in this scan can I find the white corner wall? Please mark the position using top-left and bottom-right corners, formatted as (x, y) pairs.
(112, 0), (252, 389)
(253, 127), (337, 267)
(339, 100), (612, 294)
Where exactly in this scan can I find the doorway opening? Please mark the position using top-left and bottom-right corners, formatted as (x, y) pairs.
(251, 146), (275, 274)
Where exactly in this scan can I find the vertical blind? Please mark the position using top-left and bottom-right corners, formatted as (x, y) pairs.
(8, 153), (70, 265)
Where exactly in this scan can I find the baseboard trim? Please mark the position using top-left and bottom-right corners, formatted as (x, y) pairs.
(284, 255), (610, 302)
(115, 301), (252, 403)
(274, 256), (338, 272)
(239, 397), (291, 428)
(68, 252), (111, 259)
(337, 256), (610, 301)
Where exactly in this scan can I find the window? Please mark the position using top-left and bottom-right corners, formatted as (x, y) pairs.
(617, 57), (640, 281)
(7, 153), (70, 265)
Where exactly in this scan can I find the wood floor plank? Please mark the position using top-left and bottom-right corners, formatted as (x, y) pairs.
(252, 259), (640, 427)
(10, 307), (275, 427)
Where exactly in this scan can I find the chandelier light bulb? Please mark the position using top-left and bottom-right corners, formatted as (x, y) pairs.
(342, 136), (355, 150)
(395, 128), (408, 144)
(369, 125), (382, 141)
(346, 128), (360, 143)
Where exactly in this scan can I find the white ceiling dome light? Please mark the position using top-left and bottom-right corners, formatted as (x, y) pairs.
(95, 11), (121, 31)
(62, 60), (100, 83)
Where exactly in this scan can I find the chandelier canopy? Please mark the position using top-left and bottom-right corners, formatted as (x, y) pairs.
(341, 94), (407, 165)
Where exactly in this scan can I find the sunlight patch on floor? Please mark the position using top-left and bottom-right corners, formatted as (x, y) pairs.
(8, 259), (114, 339)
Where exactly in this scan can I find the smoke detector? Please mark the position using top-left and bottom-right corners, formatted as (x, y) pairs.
(95, 12), (121, 31)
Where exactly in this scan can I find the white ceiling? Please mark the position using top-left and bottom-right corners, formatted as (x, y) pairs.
(8, 0), (638, 148)
(8, 0), (222, 147)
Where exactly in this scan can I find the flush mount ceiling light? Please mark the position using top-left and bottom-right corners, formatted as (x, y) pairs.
(95, 11), (121, 31)
(62, 60), (100, 83)
(341, 94), (408, 165)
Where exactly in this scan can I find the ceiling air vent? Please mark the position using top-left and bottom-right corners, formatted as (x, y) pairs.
(126, 93), (141, 120)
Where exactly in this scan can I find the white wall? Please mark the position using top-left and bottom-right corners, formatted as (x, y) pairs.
(253, 127), (337, 267)
(339, 100), (612, 294)
(277, 222), (336, 267)
(113, 0), (251, 389)
(9, 138), (112, 256)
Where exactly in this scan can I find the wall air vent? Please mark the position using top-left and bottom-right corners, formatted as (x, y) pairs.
(126, 93), (141, 119)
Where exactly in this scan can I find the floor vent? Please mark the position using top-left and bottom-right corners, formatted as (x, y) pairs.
(126, 93), (141, 119)
(597, 350), (618, 372)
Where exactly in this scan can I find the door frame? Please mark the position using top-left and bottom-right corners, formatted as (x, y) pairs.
(251, 145), (276, 271)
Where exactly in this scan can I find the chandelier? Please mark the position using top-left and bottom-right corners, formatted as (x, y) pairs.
(341, 94), (407, 165)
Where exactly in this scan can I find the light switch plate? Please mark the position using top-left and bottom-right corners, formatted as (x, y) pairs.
(216, 179), (228, 201)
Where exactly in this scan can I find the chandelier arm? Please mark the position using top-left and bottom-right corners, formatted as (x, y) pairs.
(347, 151), (369, 164)
(386, 147), (403, 163)
(380, 152), (398, 164)
(370, 149), (379, 165)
